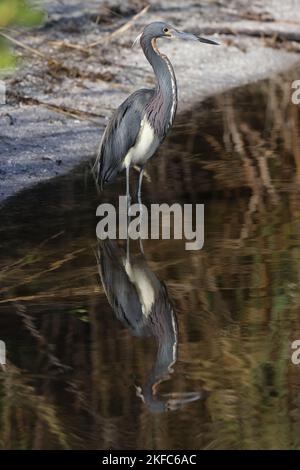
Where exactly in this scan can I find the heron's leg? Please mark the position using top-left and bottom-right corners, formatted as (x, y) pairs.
(137, 167), (145, 237)
(126, 165), (131, 212)
(126, 234), (130, 264)
(139, 237), (144, 255)
(126, 166), (131, 258)
(137, 167), (144, 207)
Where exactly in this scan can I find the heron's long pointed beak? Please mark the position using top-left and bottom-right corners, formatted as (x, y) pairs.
(173, 30), (219, 45)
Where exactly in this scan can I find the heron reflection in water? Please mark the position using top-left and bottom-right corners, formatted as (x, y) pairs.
(96, 239), (202, 412)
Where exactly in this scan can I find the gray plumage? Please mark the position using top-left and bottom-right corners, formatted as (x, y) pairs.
(93, 22), (218, 194)
(97, 239), (176, 340)
(97, 238), (147, 336)
(95, 89), (154, 189)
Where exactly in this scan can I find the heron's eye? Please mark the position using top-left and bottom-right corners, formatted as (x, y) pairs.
(163, 27), (169, 33)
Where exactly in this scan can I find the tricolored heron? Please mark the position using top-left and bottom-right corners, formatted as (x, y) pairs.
(93, 21), (218, 205)
(96, 239), (202, 411)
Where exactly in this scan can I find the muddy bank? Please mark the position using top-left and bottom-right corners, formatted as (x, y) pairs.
(0, 0), (300, 203)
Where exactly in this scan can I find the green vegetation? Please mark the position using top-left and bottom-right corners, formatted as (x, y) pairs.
(0, 0), (44, 69)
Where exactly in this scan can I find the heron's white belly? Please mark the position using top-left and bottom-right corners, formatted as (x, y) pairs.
(124, 261), (155, 316)
(124, 117), (158, 168)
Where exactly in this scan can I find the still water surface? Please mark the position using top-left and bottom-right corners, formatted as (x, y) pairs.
(1, 68), (300, 449)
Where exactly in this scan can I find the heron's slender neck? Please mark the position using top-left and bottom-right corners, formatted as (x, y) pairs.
(140, 35), (177, 138)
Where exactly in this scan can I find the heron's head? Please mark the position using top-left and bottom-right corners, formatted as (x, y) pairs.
(135, 21), (219, 47)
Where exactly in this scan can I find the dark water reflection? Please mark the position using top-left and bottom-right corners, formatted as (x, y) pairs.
(1, 67), (300, 449)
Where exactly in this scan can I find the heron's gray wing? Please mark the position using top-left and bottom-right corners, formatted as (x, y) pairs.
(94, 88), (154, 188)
(96, 240), (147, 336)
(149, 280), (178, 360)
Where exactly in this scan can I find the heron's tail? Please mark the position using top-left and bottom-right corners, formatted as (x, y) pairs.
(91, 149), (105, 191)
(92, 150), (120, 190)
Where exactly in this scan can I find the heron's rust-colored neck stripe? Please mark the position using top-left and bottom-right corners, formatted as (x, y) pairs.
(151, 38), (164, 57)
(142, 34), (178, 138)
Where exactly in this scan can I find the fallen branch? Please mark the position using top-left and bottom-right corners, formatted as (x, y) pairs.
(0, 30), (60, 64)
(0, 30), (131, 89)
(48, 4), (150, 52)
(48, 39), (91, 54)
(87, 4), (150, 48)
(7, 90), (104, 123)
